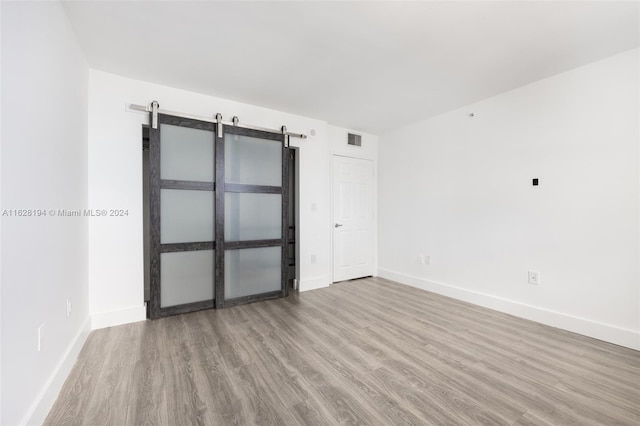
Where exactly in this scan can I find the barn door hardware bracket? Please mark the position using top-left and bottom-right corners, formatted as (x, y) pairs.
(216, 113), (223, 138)
(151, 101), (159, 129)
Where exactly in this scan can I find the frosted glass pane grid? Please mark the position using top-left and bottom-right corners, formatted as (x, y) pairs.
(225, 247), (281, 299)
(161, 189), (214, 243)
(225, 134), (281, 186)
(161, 250), (214, 307)
(160, 124), (214, 182)
(225, 193), (281, 241)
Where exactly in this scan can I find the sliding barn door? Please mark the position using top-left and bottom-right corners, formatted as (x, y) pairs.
(149, 113), (288, 318)
(149, 115), (216, 318)
(219, 127), (288, 307)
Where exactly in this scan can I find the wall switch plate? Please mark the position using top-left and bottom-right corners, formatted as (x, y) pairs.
(528, 270), (539, 285)
(310, 254), (317, 264)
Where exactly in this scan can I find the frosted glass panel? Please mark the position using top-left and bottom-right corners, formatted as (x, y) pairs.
(161, 124), (214, 182)
(161, 250), (214, 307)
(225, 247), (281, 299)
(225, 134), (281, 186)
(161, 189), (214, 243)
(225, 193), (281, 241)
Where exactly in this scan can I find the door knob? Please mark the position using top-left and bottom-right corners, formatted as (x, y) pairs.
(334, 223), (343, 228)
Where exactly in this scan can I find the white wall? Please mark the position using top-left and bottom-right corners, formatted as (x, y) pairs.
(1, 2), (90, 425)
(88, 70), (333, 327)
(378, 48), (640, 350)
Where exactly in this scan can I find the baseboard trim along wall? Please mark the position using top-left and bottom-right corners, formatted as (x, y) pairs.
(377, 268), (640, 351)
(299, 275), (331, 292)
(23, 317), (91, 426)
(91, 305), (147, 330)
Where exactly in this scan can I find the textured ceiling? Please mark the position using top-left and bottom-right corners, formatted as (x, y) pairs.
(63, 1), (639, 134)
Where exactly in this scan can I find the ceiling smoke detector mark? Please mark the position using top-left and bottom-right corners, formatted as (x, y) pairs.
(309, 128), (317, 138)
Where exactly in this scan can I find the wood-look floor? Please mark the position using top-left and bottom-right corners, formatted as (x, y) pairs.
(45, 277), (640, 425)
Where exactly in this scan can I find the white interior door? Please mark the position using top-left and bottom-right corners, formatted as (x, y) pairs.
(332, 155), (374, 282)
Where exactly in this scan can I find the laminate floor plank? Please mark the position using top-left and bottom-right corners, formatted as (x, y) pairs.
(339, 280), (587, 366)
(238, 307), (350, 425)
(512, 411), (557, 426)
(125, 319), (168, 426)
(276, 313), (424, 425)
(370, 366), (495, 426)
(554, 376), (640, 423)
(459, 328), (582, 383)
(360, 326), (526, 424)
(181, 312), (240, 425)
(224, 308), (305, 425)
(252, 303), (393, 425)
(472, 356), (633, 426)
(42, 329), (113, 426)
(84, 322), (143, 426)
(306, 291), (526, 424)
(255, 298), (421, 425)
(363, 278), (589, 357)
(45, 277), (640, 425)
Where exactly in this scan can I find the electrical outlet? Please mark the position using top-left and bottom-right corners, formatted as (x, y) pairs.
(66, 299), (72, 317)
(528, 270), (539, 285)
(310, 254), (317, 264)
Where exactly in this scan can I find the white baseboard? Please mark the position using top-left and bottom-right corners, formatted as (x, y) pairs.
(377, 268), (640, 351)
(299, 275), (331, 292)
(91, 305), (146, 330)
(23, 317), (91, 426)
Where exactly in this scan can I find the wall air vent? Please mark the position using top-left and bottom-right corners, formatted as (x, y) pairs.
(347, 133), (362, 147)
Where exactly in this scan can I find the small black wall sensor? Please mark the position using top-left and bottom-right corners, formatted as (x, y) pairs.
(532, 178), (539, 186)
